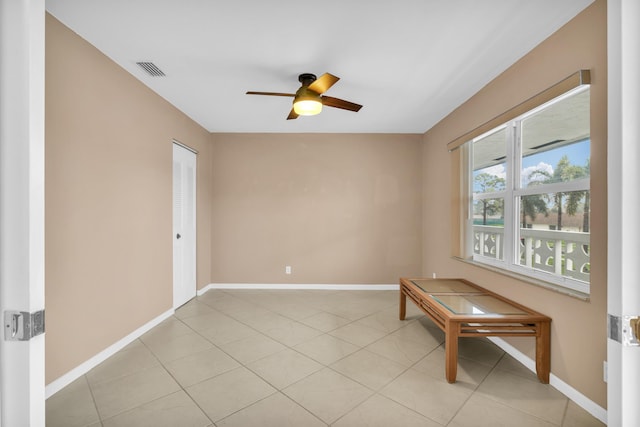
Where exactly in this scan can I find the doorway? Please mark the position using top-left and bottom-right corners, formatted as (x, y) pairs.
(173, 142), (197, 308)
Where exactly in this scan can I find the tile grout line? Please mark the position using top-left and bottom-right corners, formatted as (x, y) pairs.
(179, 290), (475, 426)
(172, 298), (330, 423)
(86, 337), (170, 424)
(441, 351), (506, 426)
(152, 315), (230, 427)
(193, 290), (427, 425)
(81, 373), (103, 426)
(119, 318), (218, 427)
(451, 350), (568, 426)
(559, 398), (571, 427)
(188, 290), (380, 425)
(221, 290), (450, 425)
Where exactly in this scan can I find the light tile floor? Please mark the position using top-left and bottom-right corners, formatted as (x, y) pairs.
(46, 289), (605, 427)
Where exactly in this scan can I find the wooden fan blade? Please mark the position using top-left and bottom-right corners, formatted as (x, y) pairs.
(308, 73), (339, 94)
(322, 96), (362, 112)
(246, 91), (295, 97)
(287, 108), (299, 120)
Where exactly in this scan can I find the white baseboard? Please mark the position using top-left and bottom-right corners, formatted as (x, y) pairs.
(488, 337), (607, 424)
(198, 283), (399, 295)
(45, 308), (174, 399)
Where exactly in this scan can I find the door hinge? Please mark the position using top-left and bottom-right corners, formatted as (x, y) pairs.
(608, 314), (640, 346)
(4, 310), (45, 341)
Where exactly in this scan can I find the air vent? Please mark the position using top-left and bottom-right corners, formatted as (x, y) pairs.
(136, 61), (165, 77)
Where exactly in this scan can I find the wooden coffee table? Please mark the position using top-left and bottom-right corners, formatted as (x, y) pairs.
(399, 277), (551, 384)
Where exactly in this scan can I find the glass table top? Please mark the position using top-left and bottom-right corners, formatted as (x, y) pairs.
(411, 279), (480, 294)
(430, 294), (528, 315)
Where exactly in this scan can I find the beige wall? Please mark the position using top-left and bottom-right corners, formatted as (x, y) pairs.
(210, 133), (423, 285)
(45, 14), (213, 383)
(421, 0), (607, 407)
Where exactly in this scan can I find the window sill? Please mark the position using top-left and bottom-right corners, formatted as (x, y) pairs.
(453, 256), (590, 301)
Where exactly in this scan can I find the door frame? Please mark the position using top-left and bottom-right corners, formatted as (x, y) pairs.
(172, 141), (198, 309)
(0, 0), (46, 425)
(607, 0), (640, 425)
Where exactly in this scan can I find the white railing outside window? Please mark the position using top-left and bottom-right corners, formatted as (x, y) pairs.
(473, 225), (590, 286)
(473, 225), (504, 259)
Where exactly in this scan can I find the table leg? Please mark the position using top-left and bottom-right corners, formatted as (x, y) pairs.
(445, 322), (458, 383)
(399, 287), (407, 320)
(536, 321), (551, 384)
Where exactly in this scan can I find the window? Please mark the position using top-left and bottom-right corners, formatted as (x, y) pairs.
(469, 86), (590, 294)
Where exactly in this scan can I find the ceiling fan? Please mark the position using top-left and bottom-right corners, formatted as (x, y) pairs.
(246, 73), (363, 120)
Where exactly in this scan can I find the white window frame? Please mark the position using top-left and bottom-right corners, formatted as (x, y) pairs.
(469, 86), (591, 295)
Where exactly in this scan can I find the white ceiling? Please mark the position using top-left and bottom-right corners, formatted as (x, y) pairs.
(45, 0), (594, 134)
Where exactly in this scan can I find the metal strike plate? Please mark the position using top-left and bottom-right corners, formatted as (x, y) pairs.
(608, 314), (640, 346)
(4, 310), (45, 341)
(608, 314), (621, 342)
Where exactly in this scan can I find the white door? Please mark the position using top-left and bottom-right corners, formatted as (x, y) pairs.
(173, 143), (197, 308)
(607, 1), (640, 425)
(0, 0), (46, 425)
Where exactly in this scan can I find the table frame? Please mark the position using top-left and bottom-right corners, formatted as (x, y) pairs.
(399, 277), (551, 384)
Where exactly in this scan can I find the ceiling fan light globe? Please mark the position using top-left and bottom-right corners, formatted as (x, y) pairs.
(293, 99), (322, 116)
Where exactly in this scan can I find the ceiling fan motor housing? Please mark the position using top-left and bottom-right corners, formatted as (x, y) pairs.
(298, 73), (317, 86)
(295, 74), (321, 103)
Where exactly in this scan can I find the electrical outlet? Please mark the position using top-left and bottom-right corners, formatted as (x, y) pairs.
(285, 266), (292, 275)
(432, 272), (437, 279)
